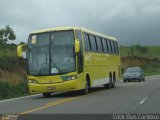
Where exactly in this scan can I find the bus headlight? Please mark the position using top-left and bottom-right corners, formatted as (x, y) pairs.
(28, 79), (38, 84)
(61, 75), (78, 81)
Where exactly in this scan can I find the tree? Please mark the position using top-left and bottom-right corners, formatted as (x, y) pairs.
(0, 25), (16, 46)
(127, 44), (150, 58)
(128, 46), (136, 57)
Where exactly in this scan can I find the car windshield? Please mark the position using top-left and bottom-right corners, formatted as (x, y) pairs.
(27, 31), (76, 76)
(125, 67), (141, 73)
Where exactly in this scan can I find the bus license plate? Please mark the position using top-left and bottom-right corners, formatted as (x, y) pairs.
(47, 86), (56, 90)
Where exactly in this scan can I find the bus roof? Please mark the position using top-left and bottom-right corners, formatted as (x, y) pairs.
(30, 27), (117, 41)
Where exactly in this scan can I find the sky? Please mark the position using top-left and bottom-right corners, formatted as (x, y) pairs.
(0, 0), (160, 46)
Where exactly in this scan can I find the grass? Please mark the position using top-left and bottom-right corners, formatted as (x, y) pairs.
(0, 46), (26, 82)
(119, 46), (130, 57)
(0, 80), (28, 100)
(120, 46), (160, 59)
(0, 45), (28, 100)
(146, 46), (160, 59)
(0, 47), (18, 71)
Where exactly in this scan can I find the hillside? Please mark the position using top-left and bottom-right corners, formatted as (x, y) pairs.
(120, 46), (160, 59)
(120, 45), (160, 76)
(0, 45), (27, 100)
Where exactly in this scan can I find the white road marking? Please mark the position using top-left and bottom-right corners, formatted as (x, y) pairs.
(139, 97), (148, 105)
(0, 94), (40, 103)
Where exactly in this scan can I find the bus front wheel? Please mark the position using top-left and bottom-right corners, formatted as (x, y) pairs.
(81, 79), (89, 95)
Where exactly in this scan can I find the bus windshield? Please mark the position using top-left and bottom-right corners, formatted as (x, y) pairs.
(27, 31), (76, 76)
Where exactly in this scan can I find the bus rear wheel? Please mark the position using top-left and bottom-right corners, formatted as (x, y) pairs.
(112, 73), (116, 88)
(104, 74), (112, 89)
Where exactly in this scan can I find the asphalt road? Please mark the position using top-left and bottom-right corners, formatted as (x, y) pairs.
(0, 75), (160, 114)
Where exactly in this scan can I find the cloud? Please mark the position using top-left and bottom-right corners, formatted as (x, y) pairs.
(0, 0), (160, 45)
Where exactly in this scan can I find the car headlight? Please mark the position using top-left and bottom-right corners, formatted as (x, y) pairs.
(61, 75), (78, 81)
(28, 79), (38, 84)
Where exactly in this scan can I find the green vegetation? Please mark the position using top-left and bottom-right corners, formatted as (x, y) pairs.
(146, 46), (160, 59)
(0, 25), (28, 100)
(120, 45), (160, 59)
(0, 45), (27, 100)
(120, 45), (160, 76)
(0, 80), (28, 100)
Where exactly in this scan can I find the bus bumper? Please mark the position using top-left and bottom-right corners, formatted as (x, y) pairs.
(29, 80), (82, 94)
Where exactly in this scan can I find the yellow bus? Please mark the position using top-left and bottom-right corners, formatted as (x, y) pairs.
(17, 27), (121, 97)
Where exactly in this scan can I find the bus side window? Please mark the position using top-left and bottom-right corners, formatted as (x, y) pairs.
(113, 41), (117, 54)
(102, 38), (107, 53)
(89, 34), (97, 51)
(115, 41), (119, 54)
(112, 41), (116, 54)
(94, 36), (98, 52)
(84, 33), (91, 51)
(110, 41), (115, 54)
(100, 38), (104, 52)
(107, 39), (112, 54)
(96, 36), (103, 52)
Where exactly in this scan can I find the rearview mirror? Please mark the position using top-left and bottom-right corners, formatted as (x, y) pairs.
(75, 39), (80, 53)
(17, 44), (27, 59)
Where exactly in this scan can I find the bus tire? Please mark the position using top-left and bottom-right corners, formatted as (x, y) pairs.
(105, 73), (112, 89)
(42, 93), (51, 97)
(112, 72), (116, 88)
(81, 78), (90, 95)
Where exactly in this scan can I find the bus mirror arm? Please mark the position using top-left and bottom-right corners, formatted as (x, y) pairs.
(17, 44), (27, 59)
(75, 39), (80, 53)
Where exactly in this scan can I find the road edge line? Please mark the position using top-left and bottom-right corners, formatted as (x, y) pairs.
(0, 94), (40, 103)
